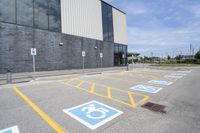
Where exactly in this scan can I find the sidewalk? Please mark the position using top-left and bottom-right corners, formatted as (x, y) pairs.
(0, 67), (127, 85)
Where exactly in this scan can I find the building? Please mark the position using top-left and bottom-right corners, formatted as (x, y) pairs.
(127, 52), (140, 63)
(0, 0), (127, 73)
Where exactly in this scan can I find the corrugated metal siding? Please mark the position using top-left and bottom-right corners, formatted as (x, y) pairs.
(113, 8), (128, 45)
(61, 0), (103, 41)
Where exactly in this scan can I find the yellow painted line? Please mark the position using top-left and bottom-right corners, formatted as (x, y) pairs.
(77, 79), (148, 98)
(64, 82), (137, 108)
(107, 87), (111, 98)
(136, 95), (150, 106)
(90, 83), (95, 93)
(65, 77), (79, 84)
(128, 92), (136, 108)
(62, 79), (150, 109)
(76, 81), (84, 87)
(12, 86), (67, 133)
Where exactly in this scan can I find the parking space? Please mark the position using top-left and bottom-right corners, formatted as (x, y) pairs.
(1, 67), (199, 133)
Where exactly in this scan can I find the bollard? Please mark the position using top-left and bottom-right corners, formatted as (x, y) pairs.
(7, 69), (12, 84)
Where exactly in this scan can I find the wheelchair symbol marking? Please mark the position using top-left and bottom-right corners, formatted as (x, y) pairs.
(81, 104), (109, 120)
(63, 101), (123, 130)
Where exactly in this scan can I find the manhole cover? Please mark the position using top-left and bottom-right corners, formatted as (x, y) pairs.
(141, 102), (166, 114)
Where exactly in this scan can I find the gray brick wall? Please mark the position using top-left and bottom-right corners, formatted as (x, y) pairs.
(0, 22), (114, 73)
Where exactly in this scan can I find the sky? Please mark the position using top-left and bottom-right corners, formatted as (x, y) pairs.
(104, 0), (200, 57)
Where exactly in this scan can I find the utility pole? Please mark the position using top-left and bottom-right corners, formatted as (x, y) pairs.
(192, 48), (195, 56)
(190, 44), (192, 56)
(151, 52), (153, 63)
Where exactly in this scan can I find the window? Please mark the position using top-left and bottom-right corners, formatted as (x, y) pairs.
(102, 2), (114, 42)
(49, 0), (61, 32)
(114, 44), (127, 66)
(0, 0), (16, 23)
(107, 6), (114, 42)
(34, 0), (49, 30)
(17, 0), (33, 26)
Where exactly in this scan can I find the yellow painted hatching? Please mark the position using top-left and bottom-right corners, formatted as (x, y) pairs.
(62, 79), (150, 109)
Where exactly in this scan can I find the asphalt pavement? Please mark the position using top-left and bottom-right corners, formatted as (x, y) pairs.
(0, 66), (200, 133)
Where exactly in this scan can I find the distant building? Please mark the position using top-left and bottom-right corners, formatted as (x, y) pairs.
(127, 52), (140, 62)
(182, 55), (195, 60)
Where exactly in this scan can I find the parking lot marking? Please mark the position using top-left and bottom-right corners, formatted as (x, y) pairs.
(12, 86), (67, 133)
(63, 101), (123, 130)
(90, 83), (95, 93)
(128, 92), (136, 107)
(164, 75), (183, 79)
(119, 72), (162, 80)
(130, 85), (163, 94)
(62, 79), (150, 108)
(148, 80), (173, 86)
(0, 126), (19, 133)
(97, 75), (165, 87)
(107, 87), (111, 98)
(171, 73), (187, 76)
(77, 81), (84, 87)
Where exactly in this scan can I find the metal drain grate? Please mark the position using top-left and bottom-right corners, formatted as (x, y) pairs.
(141, 102), (166, 113)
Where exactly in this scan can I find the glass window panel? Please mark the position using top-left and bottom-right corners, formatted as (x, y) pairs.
(34, 0), (48, 30)
(0, 0), (15, 23)
(49, 0), (61, 32)
(119, 45), (123, 53)
(102, 2), (114, 42)
(17, 0), (33, 26)
(114, 44), (119, 53)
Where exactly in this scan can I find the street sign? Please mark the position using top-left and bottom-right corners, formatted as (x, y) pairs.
(31, 48), (36, 55)
(82, 51), (86, 57)
(130, 85), (163, 93)
(148, 80), (173, 86)
(0, 126), (20, 133)
(100, 53), (103, 58)
(63, 100), (123, 130)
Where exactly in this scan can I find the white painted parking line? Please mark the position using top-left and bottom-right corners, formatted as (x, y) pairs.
(0, 126), (20, 133)
(164, 75), (183, 79)
(148, 80), (173, 86)
(130, 85), (163, 94)
(171, 73), (187, 76)
(63, 101), (123, 130)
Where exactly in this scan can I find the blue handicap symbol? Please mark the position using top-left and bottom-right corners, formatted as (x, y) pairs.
(0, 126), (19, 133)
(130, 85), (162, 93)
(63, 101), (123, 130)
(148, 80), (173, 86)
(2, 130), (12, 133)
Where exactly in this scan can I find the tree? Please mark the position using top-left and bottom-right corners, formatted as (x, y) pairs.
(195, 51), (200, 59)
(175, 55), (183, 60)
(167, 55), (171, 60)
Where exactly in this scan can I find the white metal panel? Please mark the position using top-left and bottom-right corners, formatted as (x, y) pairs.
(113, 8), (128, 45)
(61, 0), (103, 40)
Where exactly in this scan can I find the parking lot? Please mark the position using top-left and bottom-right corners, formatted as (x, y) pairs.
(0, 67), (200, 133)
